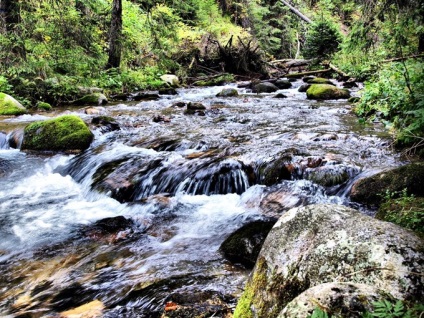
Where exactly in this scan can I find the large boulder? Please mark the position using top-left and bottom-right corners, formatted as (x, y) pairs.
(0, 93), (28, 116)
(21, 115), (94, 151)
(234, 204), (423, 318)
(160, 74), (180, 87)
(75, 93), (108, 106)
(350, 163), (424, 205)
(306, 84), (350, 100)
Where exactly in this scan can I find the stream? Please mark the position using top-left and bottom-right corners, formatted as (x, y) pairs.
(0, 81), (402, 317)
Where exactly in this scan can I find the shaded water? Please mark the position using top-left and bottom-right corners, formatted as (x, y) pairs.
(0, 82), (401, 317)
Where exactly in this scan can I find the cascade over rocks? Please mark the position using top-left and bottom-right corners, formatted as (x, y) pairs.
(234, 204), (424, 318)
(350, 163), (424, 205)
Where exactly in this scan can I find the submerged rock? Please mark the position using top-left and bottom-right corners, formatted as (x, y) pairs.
(159, 87), (178, 95)
(185, 102), (207, 115)
(220, 220), (276, 268)
(274, 93), (287, 99)
(350, 163), (424, 205)
(275, 79), (292, 89)
(91, 116), (120, 133)
(21, 115), (94, 151)
(60, 300), (104, 318)
(306, 84), (350, 100)
(298, 84), (311, 92)
(303, 164), (360, 187)
(0, 93), (28, 116)
(234, 204), (424, 318)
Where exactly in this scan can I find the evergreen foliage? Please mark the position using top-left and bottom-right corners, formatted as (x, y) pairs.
(303, 20), (342, 60)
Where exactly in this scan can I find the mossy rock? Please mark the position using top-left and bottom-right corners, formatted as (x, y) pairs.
(36, 101), (52, 111)
(376, 196), (424, 237)
(306, 77), (335, 85)
(306, 84), (350, 100)
(350, 163), (424, 206)
(219, 220), (276, 268)
(75, 93), (108, 106)
(0, 93), (28, 116)
(21, 115), (94, 151)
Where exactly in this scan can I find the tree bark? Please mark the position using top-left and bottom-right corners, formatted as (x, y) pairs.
(280, 0), (312, 24)
(0, 0), (20, 34)
(106, 0), (122, 69)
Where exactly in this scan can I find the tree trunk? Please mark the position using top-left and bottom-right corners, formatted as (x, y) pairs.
(106, 0), (122, 69)
(0, 0), (20, 34)
(419, 33), (424, 53)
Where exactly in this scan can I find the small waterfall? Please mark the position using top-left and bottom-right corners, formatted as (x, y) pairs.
(0, 132), (8, 149)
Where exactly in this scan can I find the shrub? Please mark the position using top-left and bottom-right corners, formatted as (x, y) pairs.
(303, 20), (342, 60)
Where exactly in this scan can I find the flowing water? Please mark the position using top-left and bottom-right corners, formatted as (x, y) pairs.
(0, 82), (402, 317)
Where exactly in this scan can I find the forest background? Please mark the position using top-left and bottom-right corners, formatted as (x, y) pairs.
(0, 0), (423, 150)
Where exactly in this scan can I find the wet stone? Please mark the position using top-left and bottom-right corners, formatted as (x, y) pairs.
(220, 219), (276, 268)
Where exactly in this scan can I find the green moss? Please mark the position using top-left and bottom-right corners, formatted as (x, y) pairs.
(307, 78), (335, 85)
(76, 93), (107, 105)
(376, 196), (424, 237)
(306, 84), (350, 100)
(234, 257), (268, 318)
(351, 163), (424, 205)
(22, 115), (93, 151)
(36, 101), (52, 111)
(0, 93), (28, 116)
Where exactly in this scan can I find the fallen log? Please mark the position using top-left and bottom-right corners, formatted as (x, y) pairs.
(382, 53), (424, 63)
(328, 63), (349, 80)
(280, 0), (312, 24)
(285, 69), (331, 78)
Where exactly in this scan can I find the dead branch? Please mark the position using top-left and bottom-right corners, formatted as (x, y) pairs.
(280, 0), (313, 24)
